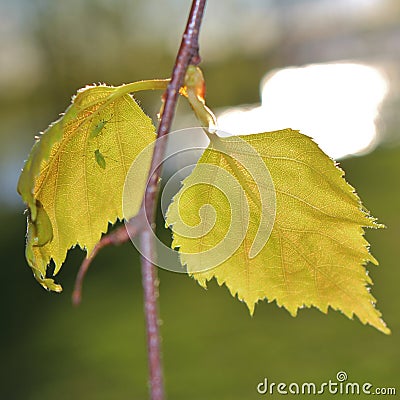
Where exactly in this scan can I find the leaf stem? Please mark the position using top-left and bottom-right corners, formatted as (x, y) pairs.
(112, 79), (170, 98)
(139, 1), (207, 399)
(80, 79), (170, 122)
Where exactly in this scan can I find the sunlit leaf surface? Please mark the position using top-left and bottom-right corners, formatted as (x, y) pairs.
(167, 129), (389, 334)
(18, 85), (155, 291)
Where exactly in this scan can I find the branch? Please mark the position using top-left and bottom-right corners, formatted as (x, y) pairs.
(140, 2), (207, 399)
(72, 2), (207, 399)
(72, 219), (139, 306)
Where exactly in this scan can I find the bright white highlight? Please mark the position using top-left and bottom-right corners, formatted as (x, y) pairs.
(218, 63), (388, 159)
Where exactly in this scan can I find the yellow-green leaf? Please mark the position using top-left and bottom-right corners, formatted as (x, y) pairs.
(18, 84), (156, 291)
(166, 129), (390, 334)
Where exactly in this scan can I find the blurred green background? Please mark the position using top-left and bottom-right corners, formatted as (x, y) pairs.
(1, 0), (399, 399)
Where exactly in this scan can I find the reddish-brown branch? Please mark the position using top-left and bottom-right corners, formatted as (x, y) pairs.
(72, 220), (139, 306)
(140, 2), (207, 399)
(72, 1), (207, 399)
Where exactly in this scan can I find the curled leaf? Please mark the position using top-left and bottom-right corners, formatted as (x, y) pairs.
(18, 84), (156, 290)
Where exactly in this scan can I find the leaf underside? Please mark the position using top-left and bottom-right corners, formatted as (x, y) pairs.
(166, 129), (390, 334)
(18, 85), (155, 291)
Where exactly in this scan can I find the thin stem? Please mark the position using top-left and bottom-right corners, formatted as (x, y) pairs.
(140, 1), (207, 399)
(72, 220), (139, 306)
(81, 79), (170, 126)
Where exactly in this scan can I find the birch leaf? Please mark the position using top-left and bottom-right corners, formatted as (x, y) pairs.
(18, 84), (155, 291)
(166, 129), (390, 334)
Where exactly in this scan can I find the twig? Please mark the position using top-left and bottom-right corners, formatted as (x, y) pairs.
(140, 2), (207, 399)
(72, 1), (207, 398)
(72, 220), (140, 306)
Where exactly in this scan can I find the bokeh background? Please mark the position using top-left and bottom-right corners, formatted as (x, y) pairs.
(1, 0), (399, 398)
